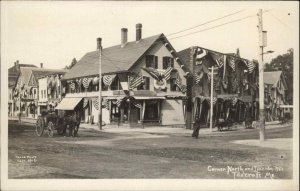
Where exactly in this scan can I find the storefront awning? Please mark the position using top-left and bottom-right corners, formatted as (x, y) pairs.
(134, 96), (166, 100)
(55, 97), (82, 110)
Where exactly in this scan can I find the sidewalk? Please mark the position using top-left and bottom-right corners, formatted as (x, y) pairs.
(8, 116), (292, 136)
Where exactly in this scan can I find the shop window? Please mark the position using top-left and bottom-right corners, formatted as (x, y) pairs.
(110, 77), (121, 90)
(146, 55), (158, 69)
(162, 57), (174, 69)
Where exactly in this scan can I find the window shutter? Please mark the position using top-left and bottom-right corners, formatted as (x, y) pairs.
(163, 57), (168, 69)
(155, 56), (158, 69)
(171, 58), (174, 68)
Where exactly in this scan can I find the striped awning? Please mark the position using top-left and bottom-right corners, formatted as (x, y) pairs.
(55, 97), (82, 110)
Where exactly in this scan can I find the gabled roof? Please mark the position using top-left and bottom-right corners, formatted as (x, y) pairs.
(32, 68), (67, 79)
(63, 34), (163, 80)
(264, 71), (284, 87)
(8, 64), (37, 88)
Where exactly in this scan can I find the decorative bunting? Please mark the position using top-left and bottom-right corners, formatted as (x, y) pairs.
(195, 48), (207, 65)
(129, 75), (144, 90)
(82, 78), (92, 89)
(92, 98), (99, 110)
(163, 67), (174, 81)
(103, 75), (116, 86)
(175, 75), (187, 93)
(228, 56), (236, 71)
(246, 61), (255, 73)
(103, 98), (110, 110)
(207, 97), (218, 106)
(194, 72), (203, 84)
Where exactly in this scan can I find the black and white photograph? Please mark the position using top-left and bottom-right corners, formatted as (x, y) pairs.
(1, 1), (299, 191)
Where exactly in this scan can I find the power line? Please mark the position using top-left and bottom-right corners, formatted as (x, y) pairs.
(268, 11), (292, 30)
(169, 14), (257, 40)
(167, 9), (246, 36)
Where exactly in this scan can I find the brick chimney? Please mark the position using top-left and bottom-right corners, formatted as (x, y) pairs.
(97, 37), (102, 50)
(15, 60), (20, 71)
(40, 63), (43, 68)
(136, 23), (142, 41)
(121, 28), (128, 47)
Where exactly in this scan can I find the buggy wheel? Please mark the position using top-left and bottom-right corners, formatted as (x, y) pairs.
(47, 121), (54, 137)
(35, 117), (44, 136)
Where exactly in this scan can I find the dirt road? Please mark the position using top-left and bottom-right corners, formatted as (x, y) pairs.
(8, 121), (293, 179)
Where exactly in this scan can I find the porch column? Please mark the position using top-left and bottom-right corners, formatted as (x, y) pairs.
(120, 107), (124, 123)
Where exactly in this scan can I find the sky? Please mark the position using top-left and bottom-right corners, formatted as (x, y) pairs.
(1, 1), (299, 69)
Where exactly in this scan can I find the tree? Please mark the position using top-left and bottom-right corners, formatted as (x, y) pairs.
(265, 49), (293, 104)
(64, 58), (77, 69)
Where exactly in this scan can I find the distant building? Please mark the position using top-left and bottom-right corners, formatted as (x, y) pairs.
(8, 60), (37, 116)
(13, 63), (67, 119)
(264, 70), (288, 121)
(61, 24), (189, 126)
(37, 71), (67, 116)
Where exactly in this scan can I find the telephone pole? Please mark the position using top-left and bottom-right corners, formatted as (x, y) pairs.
(258, 9), (266, 141)
(98, 37), (103, 130)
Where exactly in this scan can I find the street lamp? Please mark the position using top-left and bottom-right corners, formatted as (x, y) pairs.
(261, 50), (274, 55)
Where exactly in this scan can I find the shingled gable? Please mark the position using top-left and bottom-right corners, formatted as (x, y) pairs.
(264, 71), (287, 89)
(63, 33), (188, 80)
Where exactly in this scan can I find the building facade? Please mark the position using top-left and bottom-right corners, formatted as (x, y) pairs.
(264, 71), (288, 121)
(60, 24), (189, 127)
(178, 47), (259, 128)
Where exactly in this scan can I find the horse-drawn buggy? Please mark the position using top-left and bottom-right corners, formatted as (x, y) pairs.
(35, 108), (81, 137)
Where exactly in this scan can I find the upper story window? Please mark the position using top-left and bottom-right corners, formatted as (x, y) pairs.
(163, 57), (174, 69)
(146, 55), (158, 69)
(137, 77), (150, 90)
(170, 78), (179, 92)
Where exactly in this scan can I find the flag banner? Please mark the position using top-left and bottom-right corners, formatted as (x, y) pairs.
(103, 75), (116, 86)
(180, 85), (187, 93)
(83, 98), (89, 108)
(103, 98), (110, 110)
(246, 61), (255, 73)
(195, 48), (207, 65)
(194, 72), (203, 84)
(142, 67), (163, 81)
(115, 97), (126, 107)
(228, 56), (236, 71)
(93, 98), (99, 110)
(210, 52), (225, 67)
(163, 67), (174, 81)
(82, 78), (92, 89)
(129, 75), (144, 90)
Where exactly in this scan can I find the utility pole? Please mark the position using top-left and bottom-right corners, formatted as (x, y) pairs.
(258, 9), (266, 141)
(210, 66), (214, 132)
(98, 37), (103, 130)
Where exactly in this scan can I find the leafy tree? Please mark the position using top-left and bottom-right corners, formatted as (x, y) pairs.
(265, 49), (293, 104)
(64, 58), (77, 69)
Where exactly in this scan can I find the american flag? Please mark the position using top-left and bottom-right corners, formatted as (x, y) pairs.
(195, 48), (207, 65)
(115, 97), (126, 107)
(129, 75), (144, 90)
(210, 52), (224, 67)
(103, 75), (115, 86)
(228, 56), (236, 71)
(246, 61), (255, 73)
(82, 78), (92, 89)
(207, 73), (217, 89)
(180, 85), (187, 93)
(142, 67), (162, 81)
(163, 67), (174, 81)
(194, 73), (201, 84)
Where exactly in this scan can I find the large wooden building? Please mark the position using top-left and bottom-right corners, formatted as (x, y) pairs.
(60, 24), (190, 127)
